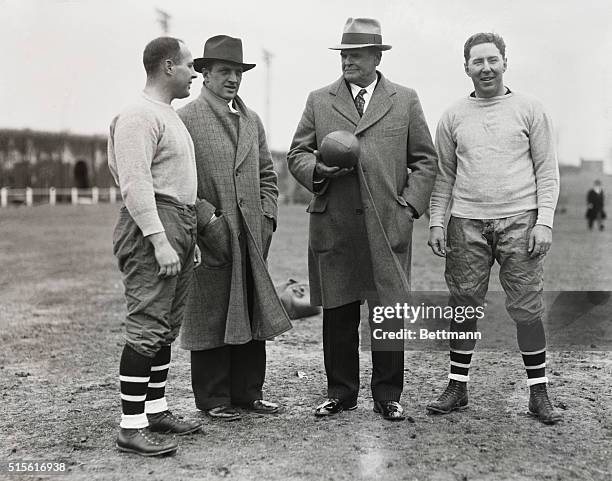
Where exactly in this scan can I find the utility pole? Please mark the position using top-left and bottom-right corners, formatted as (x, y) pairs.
(262, 48), (273, 148)
(156, 8), (171, 35)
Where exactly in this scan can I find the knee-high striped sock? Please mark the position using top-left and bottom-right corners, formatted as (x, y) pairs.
(448, 349), (473, 383)
(521, 348), (548, 386)
(119, 344), (152, 429)
(145, 345), (171, 414)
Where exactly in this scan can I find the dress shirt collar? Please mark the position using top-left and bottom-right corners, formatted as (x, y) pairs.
(348, 76), (378, 113)
(349, 77), (377, 100)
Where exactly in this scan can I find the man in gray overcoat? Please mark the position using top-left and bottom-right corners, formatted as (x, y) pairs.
(178, 35), (291, 421)
(288, 18), (437, 421)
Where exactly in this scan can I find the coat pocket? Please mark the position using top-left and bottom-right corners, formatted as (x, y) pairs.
(389, 196), (414, 253)
(384, 124), (409, 137)
(307, 196), (334, 253)
(198, 215), (232, 269)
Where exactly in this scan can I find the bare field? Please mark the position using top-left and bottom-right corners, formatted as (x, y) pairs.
(0, 200), (611, 481)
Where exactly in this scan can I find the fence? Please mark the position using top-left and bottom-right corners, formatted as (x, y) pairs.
(0, 187), (118, 207)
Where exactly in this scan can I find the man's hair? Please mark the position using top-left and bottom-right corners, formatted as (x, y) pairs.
(143, 37), (183, 75)
(463, 32), (506, 63)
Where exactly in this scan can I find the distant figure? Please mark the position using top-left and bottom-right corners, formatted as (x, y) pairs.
(586, 179), (605, 231)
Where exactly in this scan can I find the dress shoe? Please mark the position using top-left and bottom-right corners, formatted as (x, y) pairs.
(147, 410), (202, 435)
(528, 383), (562, 425)
(314, 398), (357, 417)
(426, 380), (468, 414)
(116, 427), (178, 457)
(206, 405), (241, 421)
(239, 399), (281, 414)
(373, 400), (406, 421)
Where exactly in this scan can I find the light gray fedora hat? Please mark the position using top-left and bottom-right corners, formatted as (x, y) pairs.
(329, 18), (392, 50)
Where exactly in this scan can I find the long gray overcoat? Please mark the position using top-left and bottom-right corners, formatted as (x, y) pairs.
(178, 87), (291, 350)
(287, 73), (437, 308)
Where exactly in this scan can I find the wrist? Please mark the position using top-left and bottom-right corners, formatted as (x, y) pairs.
(147, 232), (169, 249)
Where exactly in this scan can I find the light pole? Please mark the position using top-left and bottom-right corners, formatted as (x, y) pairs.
(156, 8), (171, 35)
(262, 48), (273, 148)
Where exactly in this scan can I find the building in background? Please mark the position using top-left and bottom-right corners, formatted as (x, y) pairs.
(0, 129), (112, 189)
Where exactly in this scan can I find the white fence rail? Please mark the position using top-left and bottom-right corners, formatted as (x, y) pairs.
(0, 187), (118, 207)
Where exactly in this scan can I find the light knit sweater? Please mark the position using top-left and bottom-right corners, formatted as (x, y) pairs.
(108, 93), (197, 236)
(429, 91), (559, 228)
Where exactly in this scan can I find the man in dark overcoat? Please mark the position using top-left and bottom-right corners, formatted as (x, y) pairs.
(287, 18), (437, 421)
(586, 179), (605, 231)
(178, 35), (291, 421)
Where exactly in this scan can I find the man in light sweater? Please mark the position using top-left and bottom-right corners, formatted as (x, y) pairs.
(108, 37), (203, 456)
(427, 32), (561, 424)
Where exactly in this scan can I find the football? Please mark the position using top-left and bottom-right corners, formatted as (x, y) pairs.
(319, 130), (360, 168)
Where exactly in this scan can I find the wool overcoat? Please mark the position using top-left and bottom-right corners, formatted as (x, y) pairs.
(178, 87), (291, 350)
(287, 73), (437, 308)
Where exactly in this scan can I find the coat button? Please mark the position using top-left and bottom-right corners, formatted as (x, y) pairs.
(355, 208), (364, 215)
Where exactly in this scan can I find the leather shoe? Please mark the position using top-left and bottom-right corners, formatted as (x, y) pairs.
(239, 399), (281, 414)
(206, 405), (241, 421)
(426, 380), (468, 414)
(116, 427), (178, 457)
(147, 410), (202, 435)
(314, 398), (357, 417)
(373, 400), (406, 421)
(528, 383), (562, 425)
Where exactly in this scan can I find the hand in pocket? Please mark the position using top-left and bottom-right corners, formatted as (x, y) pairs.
(199, 215), (232, 268)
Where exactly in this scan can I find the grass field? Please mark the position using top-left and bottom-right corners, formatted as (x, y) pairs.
(0, 178), (611, 480)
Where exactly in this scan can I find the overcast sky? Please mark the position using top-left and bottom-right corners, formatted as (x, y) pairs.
(1, 0), (611, 169)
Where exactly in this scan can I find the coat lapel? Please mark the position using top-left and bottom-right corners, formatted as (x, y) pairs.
(234, 96), (257, 169)
(355, 74), (395, 136)
(330, 78), (360, 127)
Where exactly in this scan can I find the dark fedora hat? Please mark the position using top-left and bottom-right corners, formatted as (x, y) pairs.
(329, 18), (392, 51)
(194, 35), (256, 73)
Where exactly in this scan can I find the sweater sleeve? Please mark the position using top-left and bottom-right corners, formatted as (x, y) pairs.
(529, 103), (560, 228)
(110, 110), (164, 236)
(429, 113), (457, 228)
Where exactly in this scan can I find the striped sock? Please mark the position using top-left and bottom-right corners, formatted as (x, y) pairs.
(145, 345), (171, 414)
(521, 348), (548, 386)
(119, 345), (152, 429)
(448, 349), (473, 383)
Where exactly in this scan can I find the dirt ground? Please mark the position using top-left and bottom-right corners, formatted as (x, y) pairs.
(1, 203), (611, 481)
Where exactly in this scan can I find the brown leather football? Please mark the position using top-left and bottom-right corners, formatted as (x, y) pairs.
(319, 130), (360, 168)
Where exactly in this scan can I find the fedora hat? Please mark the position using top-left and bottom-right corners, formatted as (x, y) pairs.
(329, 18), (392, 51)
(194, 35), (256, 73)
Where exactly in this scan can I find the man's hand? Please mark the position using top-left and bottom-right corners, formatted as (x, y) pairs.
(428, 226), (446, 257)
(528, 224), (552, 258)
(147, 232), (181, 277)
(314, 150), (354, 178)
(194, 244), (202, 268)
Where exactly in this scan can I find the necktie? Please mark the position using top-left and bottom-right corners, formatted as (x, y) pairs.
(354, 88), (367, 117)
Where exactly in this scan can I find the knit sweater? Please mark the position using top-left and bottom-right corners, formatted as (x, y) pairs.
(108, 93), (197, 236)
(429, 91), (559, 228)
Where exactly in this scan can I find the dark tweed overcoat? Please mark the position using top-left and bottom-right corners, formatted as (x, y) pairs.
(178, 87), (291, 350)
(287, 73), (437, 308)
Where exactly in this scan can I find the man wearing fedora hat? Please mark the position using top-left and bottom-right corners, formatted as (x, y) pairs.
(178, 35), (291, 421)
(288, 18), (437, 421)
